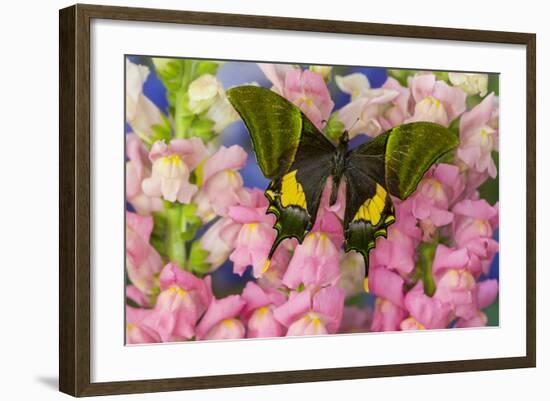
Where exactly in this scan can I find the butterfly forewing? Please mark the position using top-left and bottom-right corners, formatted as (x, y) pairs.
(227, 86), (335, 267)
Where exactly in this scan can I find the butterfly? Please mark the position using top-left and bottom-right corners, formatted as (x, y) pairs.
(226, 85), (458, 277)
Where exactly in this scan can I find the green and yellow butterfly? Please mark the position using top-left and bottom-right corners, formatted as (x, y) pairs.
(226, 85), (458, 277)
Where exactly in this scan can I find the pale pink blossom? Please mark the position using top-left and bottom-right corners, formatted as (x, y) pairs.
(194, 145), (248, 219)
(370, 199), (421, 275)
(282, 231), (341, 290)
(126, 285), (160, 344)
(260, 65), (334, 129)
(226, 189), (290, 279)
(197, 217), (236, 272)
(143, 263), (212, 341)
(187, 74), (239, 132)
(258, 63), (297, 94)
(274, 286), (345, 336)
(411, 163), (465, 240)
(126, 284), (149, 307)
(371, 298), (406, 332)
(126, 60), (163, 139)
(368, 265), (405, 308)
(337, 84), (400, 137)
(448, 73), (488, 97)
(126, 306), (160, 344)
(457, 93), (499, 178)
(125, 212), (163, 295)
(407, 73), (466, 126)
(379, 77), (412, 128)
(195, 295), (246, 340)
(241, 282), (286, 338)
(453, 199), (499, 276)
(126, 134), (163, 215)
(455, 311), (488, 328)
(455, 279), (498, 328)
(403, 282), (451, 329)
(142, 138), (207, 203)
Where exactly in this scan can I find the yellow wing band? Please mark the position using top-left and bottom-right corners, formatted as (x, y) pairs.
(353, 184), (388, 225)
(280, 170), (307, 209)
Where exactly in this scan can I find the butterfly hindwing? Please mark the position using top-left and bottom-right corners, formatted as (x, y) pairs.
(227, 86), (335, 268)
(344, 133), (395, 273)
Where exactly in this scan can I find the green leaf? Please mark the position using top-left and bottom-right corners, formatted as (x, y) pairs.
(148, 113), (172, 145)
(466, 94), (483, 109)
(193, 61), (220, 78)
(483, 295), (499, 326)
(180, 204), (202, 241)
(191, 116), (216, 142)
(478, 151), (499, 205)
(487, 73), (499, 96)
(188, 241), (211, 275)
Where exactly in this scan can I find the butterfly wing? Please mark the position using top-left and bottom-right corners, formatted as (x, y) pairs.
(344, 122), (458, 275)
(227, 86), (335, 269)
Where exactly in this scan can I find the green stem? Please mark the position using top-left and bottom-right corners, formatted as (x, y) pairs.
(174, 60), (194, 139)
(164, 205), (186, 268)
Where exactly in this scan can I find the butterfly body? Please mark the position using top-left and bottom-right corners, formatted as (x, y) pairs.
(226, 85), (458, 277)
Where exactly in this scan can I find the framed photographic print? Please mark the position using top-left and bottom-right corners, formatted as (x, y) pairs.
(59, 3), (536, 397)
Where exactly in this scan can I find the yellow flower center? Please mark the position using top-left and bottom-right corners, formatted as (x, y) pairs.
(162, 154), (182, 165)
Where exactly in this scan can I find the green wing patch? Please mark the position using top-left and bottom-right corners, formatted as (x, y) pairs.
(384, 122), (459, 200)
(226, 85), (303, 179)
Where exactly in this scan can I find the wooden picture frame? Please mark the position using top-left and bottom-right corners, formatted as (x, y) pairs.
(59, 3), (536, 397)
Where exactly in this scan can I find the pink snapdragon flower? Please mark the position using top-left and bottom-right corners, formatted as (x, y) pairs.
(259, 65), (334, 129)
(371, 298), (407, 332)
(407, 73), (466, 126)
(195, 295), (246, 340)
(336, 73), (401, 137)
(143, 263), (212, 341)
(455, 279), (498, 328)
(125, 212), (163, 295)
(370, 199), (421, 276)
(142, 138), (207, 203)
(379, 77), (412, 129)
(194, 145), (248, 220)
(274, 286), (345, 336)
(368, 265), (405, 308)
(282, 231), (341, 290)
(411, 163), (465, 240)
(126, 60), (163, 139)
(226, 189), (290, 279)
(432, 245), (478, 320)
(453, 199), (499, 276)
(401, 282), (451, 330)
(126, 134), (162, 215)
(197, 217), (236, 272)
(126, 286), (160, 344)
(257, 63), (297, 94)
(241, 282), (286, 338)
(126, 307), (160, 344)
(457, 93), (499, 178)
